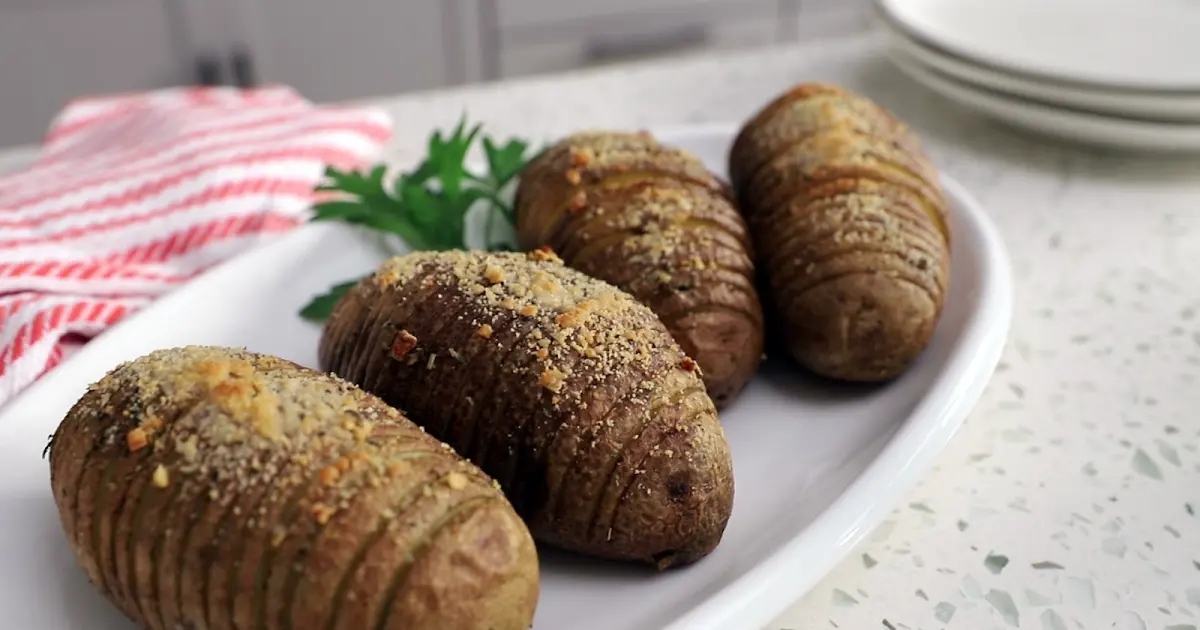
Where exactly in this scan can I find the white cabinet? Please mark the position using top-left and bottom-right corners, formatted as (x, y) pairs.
(456, 0), (871, 82)
(470, 0), (784, 81)
(0, 0), (454, 147)
(0, 0), (872, 148)
(0, 0), (186, 146)
(231, 0), (454, 103)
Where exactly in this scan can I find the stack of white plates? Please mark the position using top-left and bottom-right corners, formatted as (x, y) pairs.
(872, 0), (1200, 152)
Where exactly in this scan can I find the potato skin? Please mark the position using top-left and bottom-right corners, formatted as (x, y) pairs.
(514, 131), (765, 407)
(319, 250), (734, 569)
(729, 83), (951, 381)
(47, 346), (538, 630)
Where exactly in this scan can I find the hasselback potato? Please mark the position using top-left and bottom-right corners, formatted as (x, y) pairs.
(514, 131), (764, 407)
(320, 250), (734, 569)
(48, 346), (538, 630)
(729, 83), (951, 381)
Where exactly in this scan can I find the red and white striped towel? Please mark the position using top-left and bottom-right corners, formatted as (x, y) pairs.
(0, 85), (393, 406)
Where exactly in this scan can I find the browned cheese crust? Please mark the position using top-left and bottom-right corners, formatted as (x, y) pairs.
(728, 83), (951, 382)
(514, 131), (765, 407)
(319, 250), (735, 569)
(47, 346), (538, 630)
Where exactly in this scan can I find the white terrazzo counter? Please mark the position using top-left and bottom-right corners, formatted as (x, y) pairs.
(5, 31), (1199, 630)
(357, 33), (1200, 630)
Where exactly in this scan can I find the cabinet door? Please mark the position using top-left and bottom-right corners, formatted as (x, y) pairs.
(0, 0), (186, 146)
(464, 0), (786, 81)
(233, 0), (453, 103)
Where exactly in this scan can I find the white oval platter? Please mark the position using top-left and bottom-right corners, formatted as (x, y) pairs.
(0, 123), (1012, 630)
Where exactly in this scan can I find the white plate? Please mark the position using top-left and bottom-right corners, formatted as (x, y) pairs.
(891, 53), (1200, 153)
(0, 123), (1012, 630)
(878, 0), (1200, 93)
(871, 8), (1200, 122)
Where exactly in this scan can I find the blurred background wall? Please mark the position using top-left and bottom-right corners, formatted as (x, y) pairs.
(0, 0), (869, 146)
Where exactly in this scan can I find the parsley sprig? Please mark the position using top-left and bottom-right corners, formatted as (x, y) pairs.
(299, 116), (536, 322)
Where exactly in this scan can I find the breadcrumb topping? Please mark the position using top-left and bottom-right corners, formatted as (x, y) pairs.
(513, 128), (765, 405)
(539, 368), (566, 392)
(446, 471), (469, 490)
(126, 427), (149, 453)
(78, 346), (500, 529)
(151, 464), (169, 488)
(371, 249), (699, 417)
(527, 247), (562, 264)
(390, 330), (418, 361)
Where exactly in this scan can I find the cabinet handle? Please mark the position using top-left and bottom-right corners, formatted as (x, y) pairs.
(195, 53), (224, 86)
(583, 25), (708, 64)
(230, 47), (259, 88)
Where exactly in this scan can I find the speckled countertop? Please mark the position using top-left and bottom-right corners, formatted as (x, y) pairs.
(7, 31), (1200, 630)
(356, 32), (1200, 630)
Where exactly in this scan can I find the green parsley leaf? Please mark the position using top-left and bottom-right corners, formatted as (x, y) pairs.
(483, 136), (531, 188)
(298, 113), (537, 322)
(299, 280), (360, 323)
